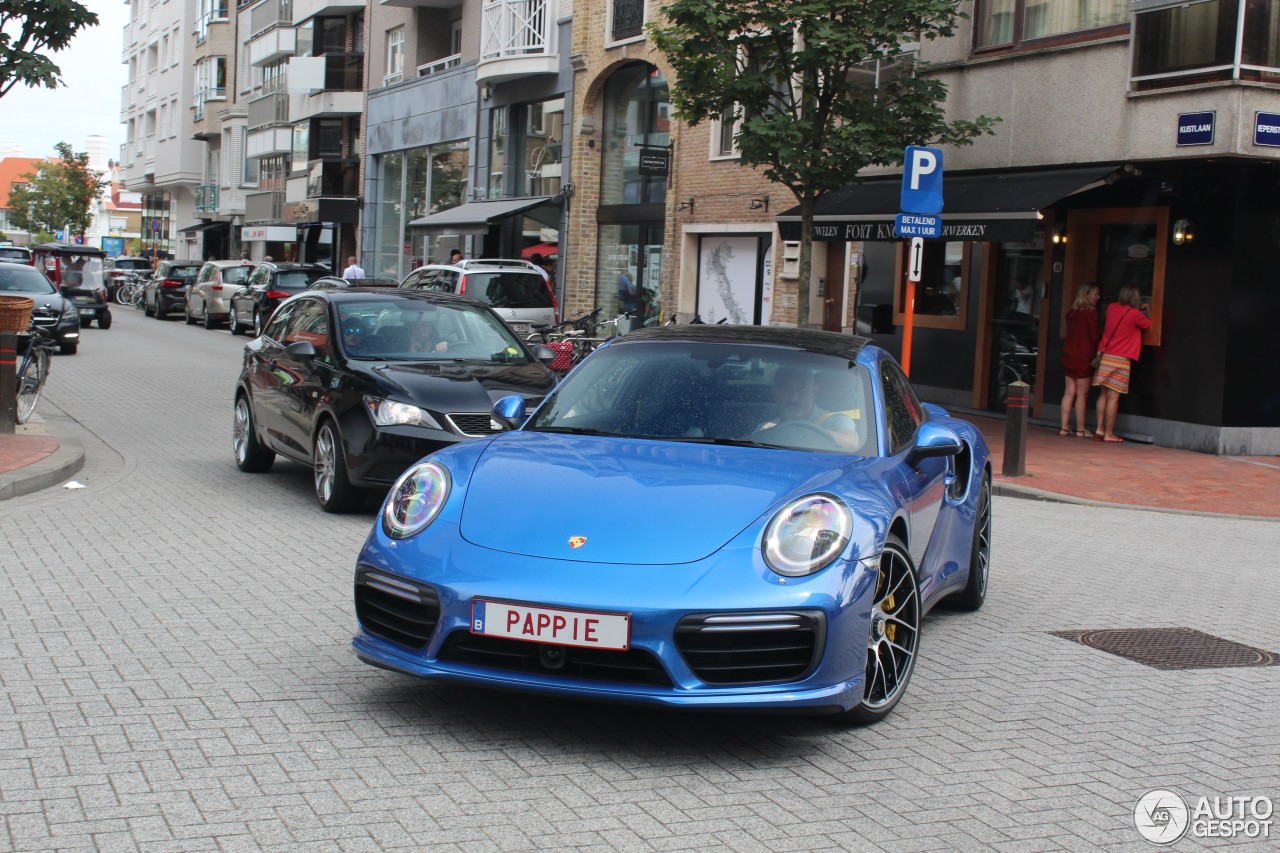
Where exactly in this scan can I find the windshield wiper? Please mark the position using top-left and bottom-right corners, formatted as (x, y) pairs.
(526, 426), (619, 437)
(655, 435), (773, 448)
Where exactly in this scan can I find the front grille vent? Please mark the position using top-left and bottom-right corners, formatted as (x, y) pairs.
(354, 570), (440, 650)
(438, 631), (673, 686)
(674, 611), (824, 685)
(446, 412), (501, 437)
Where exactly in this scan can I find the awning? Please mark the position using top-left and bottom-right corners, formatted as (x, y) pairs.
(409, 196), (559, 235)
(177, 221), (225, 234)
(776, 165), (1118, 242)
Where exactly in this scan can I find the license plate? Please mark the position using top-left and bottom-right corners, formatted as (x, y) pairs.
(78, 309), (95, 316)
(509, 323), (530, 334)
(471, 599), (630, 650)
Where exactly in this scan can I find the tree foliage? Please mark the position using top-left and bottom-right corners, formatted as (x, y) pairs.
(649, 0), (998, 326)
(8, 142), (106, 237)
(0, 0), (98, 99)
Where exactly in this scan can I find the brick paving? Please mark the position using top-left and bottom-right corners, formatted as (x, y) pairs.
(0, 309), (1277, 852)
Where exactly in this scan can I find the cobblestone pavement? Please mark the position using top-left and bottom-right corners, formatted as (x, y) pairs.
(1, 309), (1277, 852)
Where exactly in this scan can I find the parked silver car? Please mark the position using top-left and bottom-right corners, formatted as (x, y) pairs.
(399, 260), (557, 336)
(186, 260), (256, 329)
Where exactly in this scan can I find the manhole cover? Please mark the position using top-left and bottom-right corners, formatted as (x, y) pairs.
(1049, 628), (1279, 670)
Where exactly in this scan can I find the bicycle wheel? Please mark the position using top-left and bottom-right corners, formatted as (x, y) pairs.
(115, 285), (134, 306)
(15, 348), (49, 425)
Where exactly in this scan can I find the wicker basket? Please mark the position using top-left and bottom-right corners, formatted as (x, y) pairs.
(0, 295), (35, 332)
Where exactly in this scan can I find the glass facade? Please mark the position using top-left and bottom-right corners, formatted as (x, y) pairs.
(600, 64), (669, 207)
(1133, 0), (1280, 85)
(374, 142), (470, 279)
(488, 98), (565, 199)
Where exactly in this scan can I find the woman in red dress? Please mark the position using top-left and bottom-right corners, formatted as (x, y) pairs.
(1060, 281), (1100, 436)
(1092, 284), (1152, 442)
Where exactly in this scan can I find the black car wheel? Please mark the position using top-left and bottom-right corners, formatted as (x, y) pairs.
(184, 302), (197, 325)
(948, 472), (992, 612)
(253, 308), (263, 337)
(313, 420), (359, 513)
(59, 341), (78, 355)
(203, 308), (218, 330)
(232, 395), (275, 473)
(143, 293), (155, 317)
(841, 534), (921, 725)
(154, 297), (166, 320)
(229, 309), (243, 336)
(98, 310), (112, 330)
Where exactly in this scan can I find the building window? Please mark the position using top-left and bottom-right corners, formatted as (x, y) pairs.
(374, 142), (470, 279)
(611, 0), (644, 41)
(488, 98), (565, 199)
(710, 106), (740, 159)
(385, 27), (404, 86)
(892, 240), (969, 330)
(600, 63), (669, 207)
(975, 0), (1127, 50)
(1132, 0), (1280, 89)
(193, 56), (227, 120)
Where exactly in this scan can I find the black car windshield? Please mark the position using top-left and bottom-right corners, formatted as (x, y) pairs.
(166, 265), (202, 279)
(464, 271), (552, 308)
(525, 341), (879, 455)
(0, 248), (31, 262)
(277, 270), (325, 289)
(0, 264), (56, 294)
(336, 299), (530, 363)
(112, 259), (150, 270)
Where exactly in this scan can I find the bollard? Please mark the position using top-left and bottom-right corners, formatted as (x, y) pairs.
(1003, 380), (1029, 477)
(0, 331), (16, 435)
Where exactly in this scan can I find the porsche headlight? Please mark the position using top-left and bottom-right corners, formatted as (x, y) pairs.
(762, 494), (852, 577)
(365, 396), (442, 429)
(383, 461), (451, 539)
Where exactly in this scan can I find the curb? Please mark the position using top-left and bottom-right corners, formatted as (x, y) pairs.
(993, 479), (1280, 523)
(0, 436), (85, 501)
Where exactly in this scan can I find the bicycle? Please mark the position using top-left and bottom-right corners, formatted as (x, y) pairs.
(115, 272), (148, 307)
(15, 317), (57, 424)
(527, 309), (603, 374)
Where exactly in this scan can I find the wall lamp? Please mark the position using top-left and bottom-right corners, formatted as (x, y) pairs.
(749, 194), (770, 211)
(678, 197), (695, 213)
(1051, 223), (1068, 245)
(1172, 218), (1194, 245)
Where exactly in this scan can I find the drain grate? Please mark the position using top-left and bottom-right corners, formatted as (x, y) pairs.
(1049, 627), (1279, 670)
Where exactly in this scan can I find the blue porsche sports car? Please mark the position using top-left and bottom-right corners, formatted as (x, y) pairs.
(352, 325), (992, 723)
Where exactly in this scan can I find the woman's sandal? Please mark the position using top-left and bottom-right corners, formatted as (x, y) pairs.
(1076, 430), (1090, 438)
(1059, 429), (1071, 436)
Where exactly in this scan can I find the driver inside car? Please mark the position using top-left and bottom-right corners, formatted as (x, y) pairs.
(758, 365), (863, 451)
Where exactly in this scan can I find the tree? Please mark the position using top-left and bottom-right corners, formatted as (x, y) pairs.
(8, 142), (107, 237)
(0, 0), (98, 99)
(650, 0), (998, 327)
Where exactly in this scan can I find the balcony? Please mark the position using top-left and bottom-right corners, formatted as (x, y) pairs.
(245, 190), (285, 224)
(287, 53), (364, 93)
(291, 0), (363, 23)
(248, 26), (296, 66)
(248, 92), (290, 129)
(306, 161), (359, 199)
(196, 1), (229, 45)
(477, 0), (558, 85)
(418, 53), (462, 76)
(249, 0), (292, 38)
(195, 184), (220, 213)
(381, 0), (463, 8)
(247, 127), (293, 158)
(193, 88), (227, 122)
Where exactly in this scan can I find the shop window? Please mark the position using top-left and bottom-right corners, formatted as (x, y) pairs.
(600, 63), (669, 207)
(1062, 208), (1167, 346)
(892, 240), (970, 330)
(975, 0), (1127, 51)
(1132, 0), (1280, 89)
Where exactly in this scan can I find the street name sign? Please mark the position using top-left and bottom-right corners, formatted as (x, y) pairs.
(1256, 112), (1280, 148)
(1177, 111), (1215, 146)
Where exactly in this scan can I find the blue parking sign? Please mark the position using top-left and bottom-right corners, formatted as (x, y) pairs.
(901, 146), (944, 214)
(55, 229), (65, 241)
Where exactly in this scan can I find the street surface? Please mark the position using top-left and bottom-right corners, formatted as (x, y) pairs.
(1, 308), (1278, 852)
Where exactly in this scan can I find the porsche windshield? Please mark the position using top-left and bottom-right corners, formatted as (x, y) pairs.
(526, 341), (878, 455)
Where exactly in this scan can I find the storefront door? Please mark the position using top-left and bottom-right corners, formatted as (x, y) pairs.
(987, 242), (1045, 409)
(598, 222), (663, 325)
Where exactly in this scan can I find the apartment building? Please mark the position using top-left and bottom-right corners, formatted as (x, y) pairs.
(186, 0), (244, 259)
(119, 0), (204, 259)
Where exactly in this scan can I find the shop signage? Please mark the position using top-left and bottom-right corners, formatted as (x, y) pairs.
(1255, 112), (1280, 148)
(794, 218), (1035, 243)
(286, 200), (319, 224)
(1177, 111), (1215, 146)
(895, 213), (941, 239)
(241, 225), (296, 242)
(638, 148), (670, 176)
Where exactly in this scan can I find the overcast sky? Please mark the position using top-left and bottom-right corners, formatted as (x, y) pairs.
(0, 2), (131, 161)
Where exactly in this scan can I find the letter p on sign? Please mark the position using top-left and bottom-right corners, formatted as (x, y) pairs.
(901, 146), (944, 214)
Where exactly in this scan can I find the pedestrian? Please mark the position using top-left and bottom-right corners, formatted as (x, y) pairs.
(342, 255), (365, 280)
(1059, 281), (1101, 437)
(449, 249), (463, 265)
(1092, 283), (1152, 443)
(617, 270), (636, 315)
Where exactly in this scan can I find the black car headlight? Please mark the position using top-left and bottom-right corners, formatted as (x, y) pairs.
(365, 396), (443, 429)
(383, 461), (451, 539)
(762, 494), (853, 577)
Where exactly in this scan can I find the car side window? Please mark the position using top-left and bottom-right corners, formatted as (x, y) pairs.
(263, 303), (297, 342)
(401, 271), (422, 289)
(197, 264), (214, 284)
(284, 299), (330, 355)
(880, 361), (924, 455)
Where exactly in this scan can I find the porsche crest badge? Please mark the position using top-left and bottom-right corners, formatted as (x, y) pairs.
(568, 536), (587, 549)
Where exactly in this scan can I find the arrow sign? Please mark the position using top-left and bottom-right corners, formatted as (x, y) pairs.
(907, 237), (924, 283)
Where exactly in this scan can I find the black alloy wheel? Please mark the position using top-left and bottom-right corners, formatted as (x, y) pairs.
(949, 472), (992, 612)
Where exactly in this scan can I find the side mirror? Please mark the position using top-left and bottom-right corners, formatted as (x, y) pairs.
(907, 420), (963, 465)
(284, 340), (317, 359)
(531, 344), (557, 366)
(491, 394), (527, 430)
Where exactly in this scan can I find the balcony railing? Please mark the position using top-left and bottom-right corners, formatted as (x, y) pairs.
(250, 0), (292, 38)
(245, 190), (285, 223)
(306, 161), (359, 198)
(248, 92), (290, 129)
(196, 1), (229, 44)
(418, 53), (462, 76)
(481, 0), (551, 61)
(195, 184), (220, 212)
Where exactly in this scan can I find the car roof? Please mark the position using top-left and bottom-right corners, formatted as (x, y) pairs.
(32, 242), (107, 256)
(203, 259), (256, 267)
(620, 324), (873, 359)
(409, 259), (545, 275)
(162, 259), (204, 266)
(303, 287), (488, 309)
(264, 262), (329, 271)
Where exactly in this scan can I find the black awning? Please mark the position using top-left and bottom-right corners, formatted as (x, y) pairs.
(409, 196), (561, 235)
(776, 165), (1118, 242)
(177, 221), (226, 234)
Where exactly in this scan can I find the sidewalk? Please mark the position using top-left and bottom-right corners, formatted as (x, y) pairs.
(0, 415), (1275, 518)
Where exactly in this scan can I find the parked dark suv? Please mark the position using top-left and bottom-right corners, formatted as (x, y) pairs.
(144, 260), (204, 320)
(228, 262), (330, 336)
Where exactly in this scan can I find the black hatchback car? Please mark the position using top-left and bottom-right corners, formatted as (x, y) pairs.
(143, 260), (204, 320)
(0, 261), (82, 354)
(232, 289), (558, 512)
(228, 262), (329, 337)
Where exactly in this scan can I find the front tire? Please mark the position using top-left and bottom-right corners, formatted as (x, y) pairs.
(98, 310), (112, 329)
(313, 420), (359, 513)
(204, 309), (218, 330)
(840, 534), (921, 725)
(252, 309), (263, 338)
(154, 298), (166, 320)
(184, 303), (197, 325)
(232, 395), (275, 473)
(948, 471), (992, 612)
(229, 309), (243, 336)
